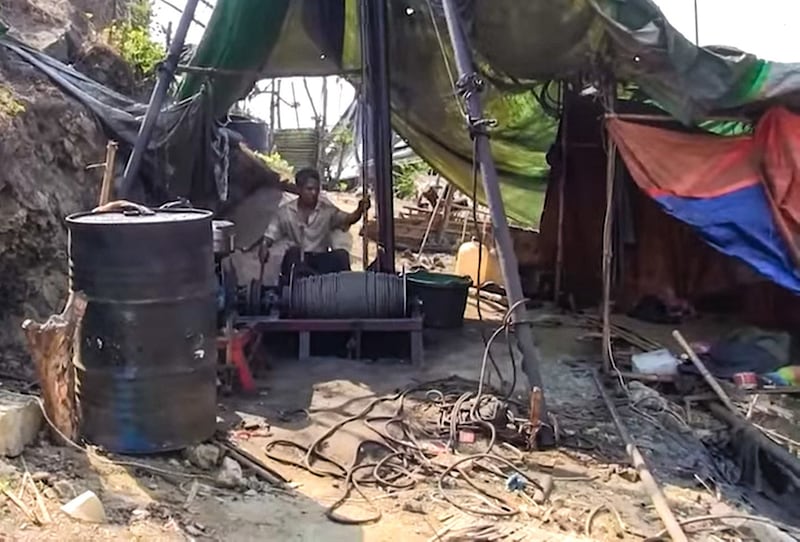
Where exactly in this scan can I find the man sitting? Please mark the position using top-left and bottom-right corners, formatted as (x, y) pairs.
(259, 168), (369, 284)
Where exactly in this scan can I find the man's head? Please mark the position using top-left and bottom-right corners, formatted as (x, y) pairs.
(295, 168), (321, 208)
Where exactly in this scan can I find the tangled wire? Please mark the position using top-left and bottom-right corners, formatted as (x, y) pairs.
(263, 375), (560, 525)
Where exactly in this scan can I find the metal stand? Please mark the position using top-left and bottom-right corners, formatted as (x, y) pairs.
(237, 316), (424, 366)
(120, 0), (201, 198)
(439, 0), (553, 446)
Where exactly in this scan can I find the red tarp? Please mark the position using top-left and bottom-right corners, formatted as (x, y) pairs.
(608, 108), (800, 255)
(536, 97), (800, 329)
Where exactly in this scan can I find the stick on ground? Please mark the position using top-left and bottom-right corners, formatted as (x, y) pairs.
(591, 371), (688, 542)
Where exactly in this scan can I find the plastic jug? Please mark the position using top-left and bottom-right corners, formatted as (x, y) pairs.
(454, 239), (504, 288)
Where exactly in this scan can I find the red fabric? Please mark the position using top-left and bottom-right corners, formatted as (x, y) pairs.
(606, 119), (757, 198)
(535, 96), (800, 330)
(757, 108), (800, 243)
(608, 110), (800, 257)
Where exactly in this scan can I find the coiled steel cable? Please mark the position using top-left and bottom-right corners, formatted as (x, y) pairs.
(290, 271), (406, 319)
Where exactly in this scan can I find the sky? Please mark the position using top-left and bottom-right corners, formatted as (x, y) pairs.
(153, 0), (800, 128)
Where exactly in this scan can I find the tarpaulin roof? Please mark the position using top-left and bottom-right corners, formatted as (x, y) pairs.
(177, 0), (800, 226)
(608, 108), (800, 294)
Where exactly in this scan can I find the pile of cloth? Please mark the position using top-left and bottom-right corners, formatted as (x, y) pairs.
(680, 327), (799, 386)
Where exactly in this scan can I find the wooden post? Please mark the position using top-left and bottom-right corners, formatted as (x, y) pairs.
(290, 81), (301, 129)
(21, 291), (87, 443)
(98, 141), (119, 206)
(437, 183), (456, 244)
(601, 83), (618, 374)
(554, 82), (567, 303)
(417, 177), (446, 258)
(275, 80), (283, 131)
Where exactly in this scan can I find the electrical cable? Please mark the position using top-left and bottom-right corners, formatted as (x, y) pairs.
(263, 371), (553, 525)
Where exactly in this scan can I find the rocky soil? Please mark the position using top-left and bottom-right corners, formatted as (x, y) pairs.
(0, 0), (132, 371)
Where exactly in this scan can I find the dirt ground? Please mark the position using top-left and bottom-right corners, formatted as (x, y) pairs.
(1, 192), (798, 541)
(1, 293), (797, 541)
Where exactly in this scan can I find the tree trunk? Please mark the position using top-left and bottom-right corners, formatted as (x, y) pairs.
(21, 291), (87, 443)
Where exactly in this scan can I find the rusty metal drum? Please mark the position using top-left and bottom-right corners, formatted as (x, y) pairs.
(66, 207), (217, 453)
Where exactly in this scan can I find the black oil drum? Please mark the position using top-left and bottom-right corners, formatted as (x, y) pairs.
(228, 115), (269, 153)
(67, 208), (217, 454)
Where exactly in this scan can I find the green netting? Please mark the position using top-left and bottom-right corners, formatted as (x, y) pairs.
(177, 0), (292, 113)
(178, 0), (800, 226)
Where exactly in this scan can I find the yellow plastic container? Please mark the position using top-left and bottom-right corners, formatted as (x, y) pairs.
(454, 240), (504, 288)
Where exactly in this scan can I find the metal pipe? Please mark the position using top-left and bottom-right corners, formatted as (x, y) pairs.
(120, 0), (201, 198)
(361, 0), (396, 272)
(439, 0), (552, 445)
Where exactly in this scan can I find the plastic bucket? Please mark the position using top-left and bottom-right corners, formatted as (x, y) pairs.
(406, 271), (472, 329)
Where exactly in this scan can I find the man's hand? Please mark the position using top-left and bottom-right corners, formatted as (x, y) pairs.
(357, 195), (371, 217)
(258, 237), (273, 264)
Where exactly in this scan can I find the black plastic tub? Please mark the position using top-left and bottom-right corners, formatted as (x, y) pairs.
(406, 271), (472, 329)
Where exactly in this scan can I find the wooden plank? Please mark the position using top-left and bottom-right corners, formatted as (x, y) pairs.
(238, 316), (424, 332)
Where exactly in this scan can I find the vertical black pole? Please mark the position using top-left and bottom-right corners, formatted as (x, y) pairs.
(120, 0), (201, 198)
(361, 0), (395, 272)
(439, 0), (553, 445)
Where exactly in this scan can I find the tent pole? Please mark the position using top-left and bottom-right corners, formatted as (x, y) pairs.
(440, 0), (554, 446)
(601, 82), (618, 375)
(120, 0), (201, 198)
(554, 82), (567, 304)
(361, 0), (396, 272)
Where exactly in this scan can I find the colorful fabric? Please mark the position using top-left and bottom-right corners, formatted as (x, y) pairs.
(608, 109), (800, 294)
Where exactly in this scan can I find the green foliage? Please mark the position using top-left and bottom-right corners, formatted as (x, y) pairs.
(0, 86), (25, 118)
(129, 0), (153, 29)
(104, 1), (162, 77)
(393, 160), (428, 199)
(331, 125), (353, 147)
(107, 21), (163, 76)
(255, 151), (294, 180)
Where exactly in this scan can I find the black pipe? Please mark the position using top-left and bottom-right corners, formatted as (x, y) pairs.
(360, 0), (395, 272)
(439, 0), (553, 447)
(120, 0), (202, 198)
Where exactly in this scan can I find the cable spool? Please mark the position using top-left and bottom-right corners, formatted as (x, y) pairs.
(289, 271), (407, 319)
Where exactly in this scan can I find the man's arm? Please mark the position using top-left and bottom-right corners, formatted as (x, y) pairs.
(333, 197), (371, 230)
(257, 213), (286, 262)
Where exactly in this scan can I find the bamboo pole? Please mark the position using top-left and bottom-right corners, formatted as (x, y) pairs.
(672, 330), (739, 413)
(417, 176), (444, 257)
(601, 132), (617, 373)
(437, 183), (456, 244)
(554, 82), (567, 303)
(275, 80), (283, 130)
(98, 141), (118, 206)
(592, 372), (689, 542)
(290, 81), (301, 129)
(604, 113), (749, 123)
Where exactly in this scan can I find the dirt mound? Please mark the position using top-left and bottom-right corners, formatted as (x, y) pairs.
(0, 0), (140, 373)
(72, 41), (143, 98)
(0, 44), (105, 373)
(0, 0), (122, 57)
